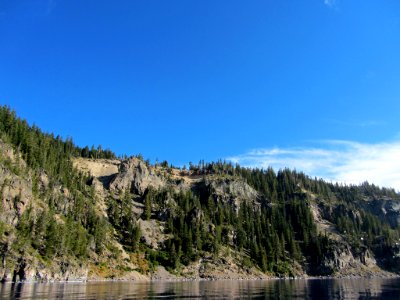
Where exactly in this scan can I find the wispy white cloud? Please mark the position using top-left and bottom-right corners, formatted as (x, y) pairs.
(324, 0), (339, 10)
(227, 140), (400, 191)
(324, 0), (335, 7)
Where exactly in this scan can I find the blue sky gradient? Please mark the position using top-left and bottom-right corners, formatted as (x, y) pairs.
(1, 0), (400, 187)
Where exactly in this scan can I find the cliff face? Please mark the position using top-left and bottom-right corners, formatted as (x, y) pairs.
(361, 198), (400, 228)
(0, 140), (32, 226)
(1, 136), (400, 282)
(308, 193), (400, 277)
(0, 140), (90, 282)
(109, 157), (167, 195)
(75, 155), (400, 279)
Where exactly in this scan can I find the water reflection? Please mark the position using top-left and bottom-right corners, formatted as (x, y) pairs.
(1, 277), (399, 299)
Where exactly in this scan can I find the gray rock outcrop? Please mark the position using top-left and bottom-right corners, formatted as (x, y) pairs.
(109, 157), (165, 195)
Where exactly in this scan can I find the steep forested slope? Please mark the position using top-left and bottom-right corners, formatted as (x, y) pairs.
(0, 105), (399, 281)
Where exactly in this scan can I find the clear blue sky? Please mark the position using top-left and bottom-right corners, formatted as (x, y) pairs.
(1, 0), (400, 187)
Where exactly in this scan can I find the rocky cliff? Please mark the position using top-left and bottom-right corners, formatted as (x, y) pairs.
(1, 132), (400, 282)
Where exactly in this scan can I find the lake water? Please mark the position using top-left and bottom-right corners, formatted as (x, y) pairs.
(1, 278), (400, 299)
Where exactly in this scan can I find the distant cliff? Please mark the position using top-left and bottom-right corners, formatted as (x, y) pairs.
(0, 106), (399, 281)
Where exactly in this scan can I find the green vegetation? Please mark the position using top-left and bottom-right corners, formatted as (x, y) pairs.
(0, 105), (399, 279)
(0, 106), (113, 264)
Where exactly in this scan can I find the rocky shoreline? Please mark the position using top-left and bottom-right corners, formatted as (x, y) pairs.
(2, 272), (399, 284)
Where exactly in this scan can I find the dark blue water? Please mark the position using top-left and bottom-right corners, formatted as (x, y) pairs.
(1, 278), (400, 299)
